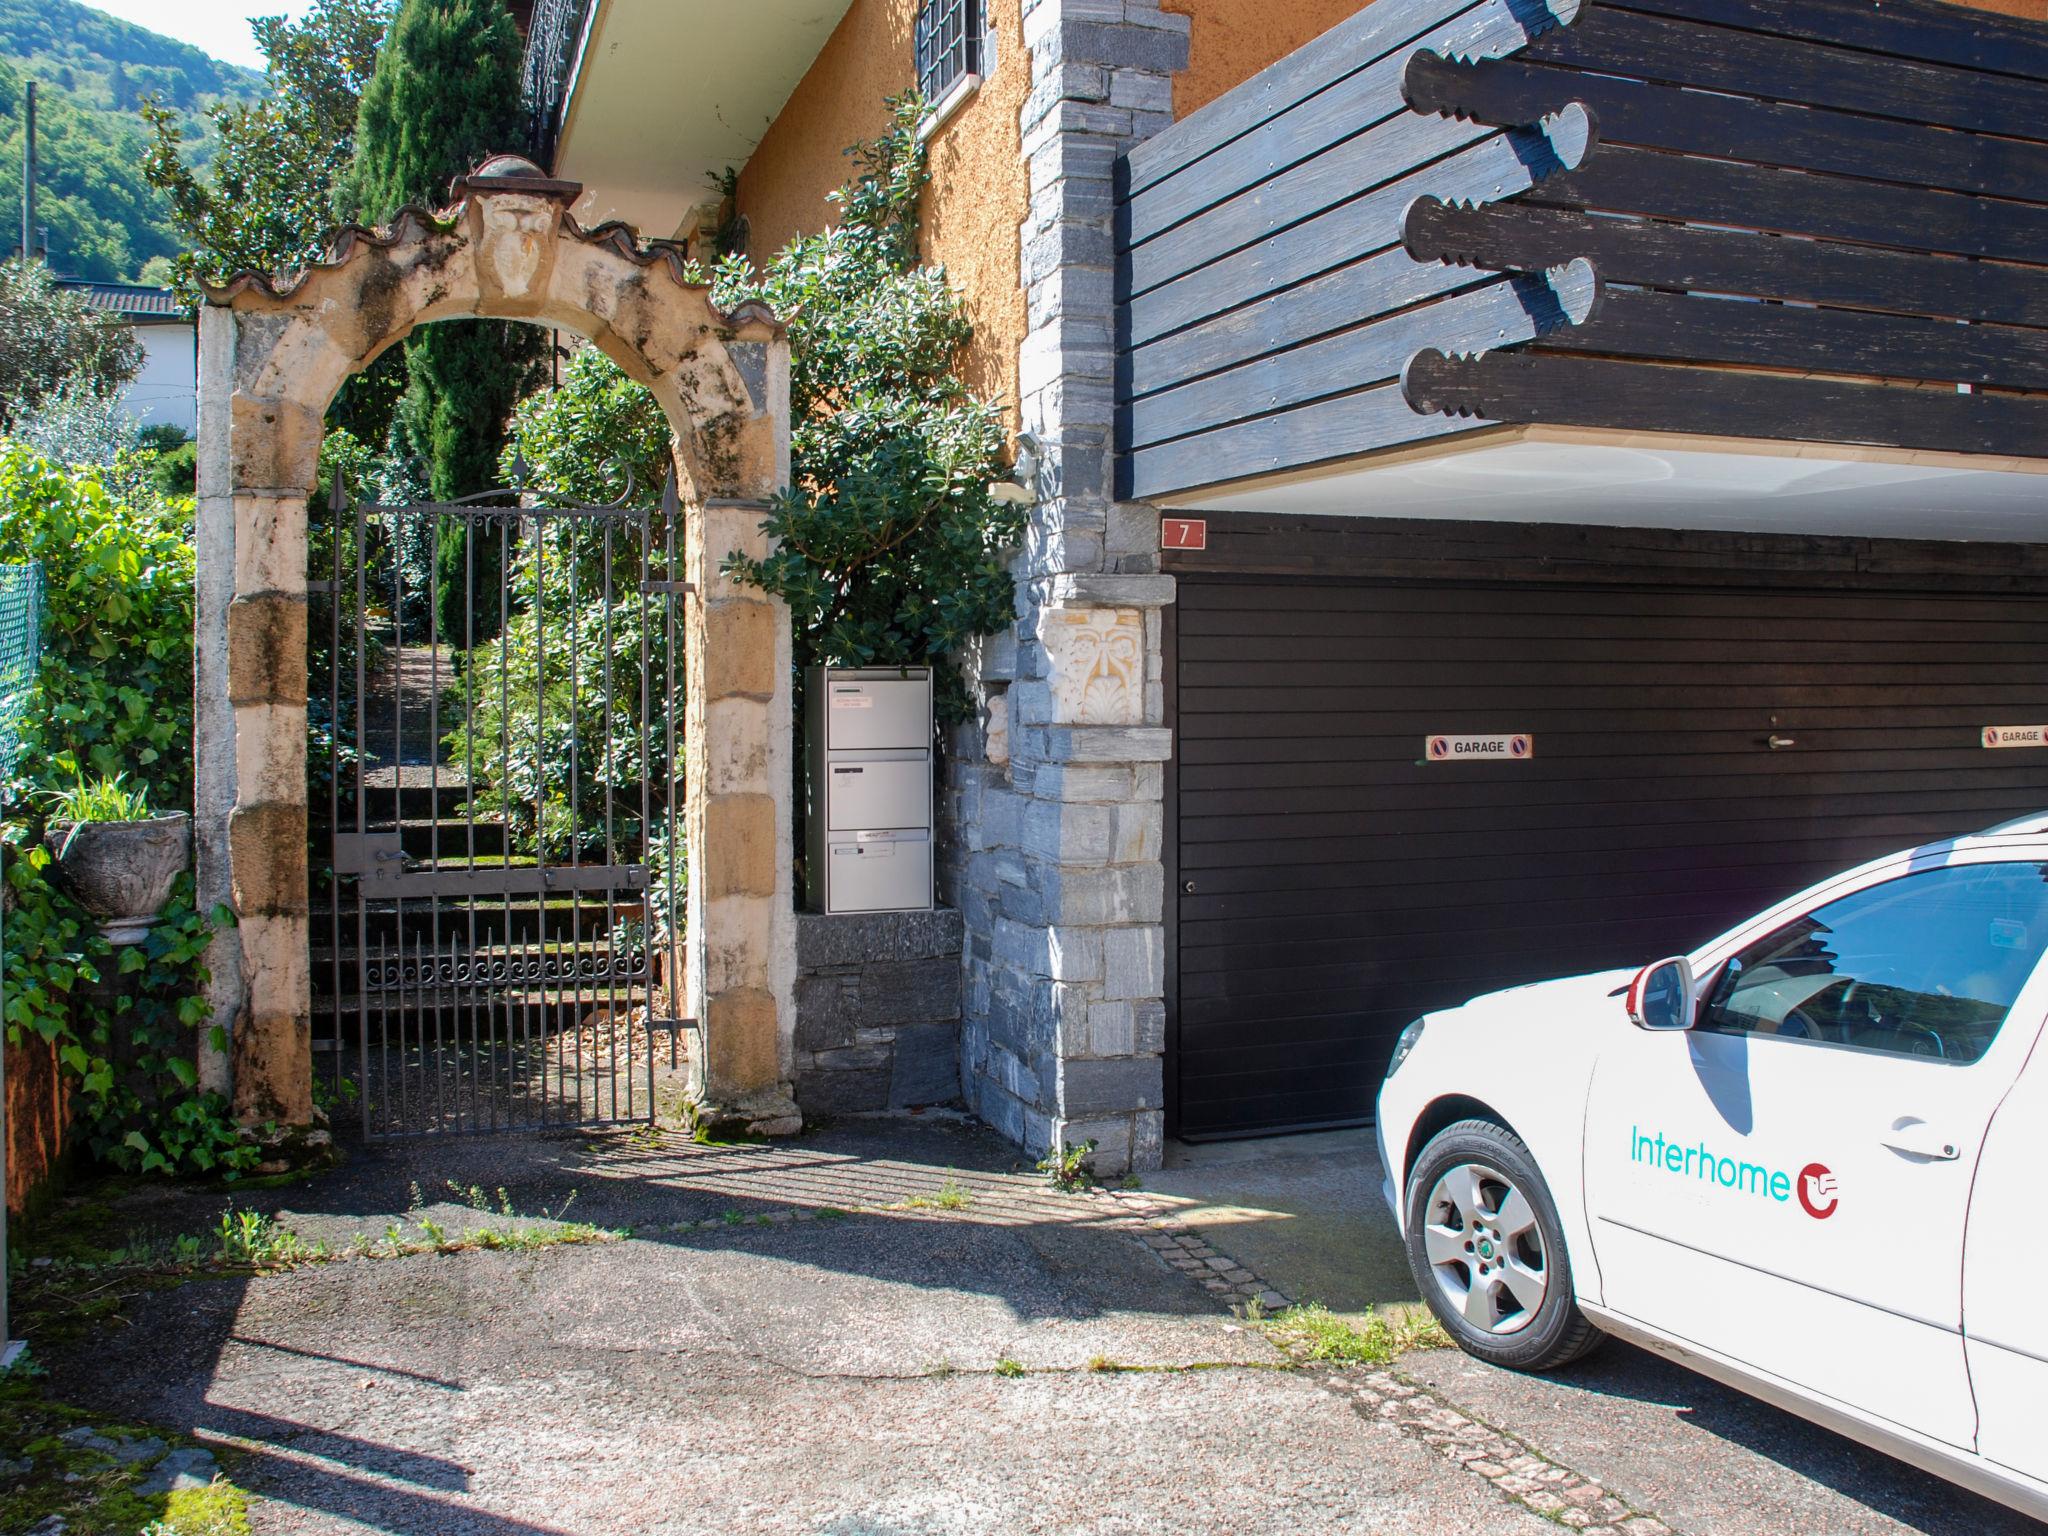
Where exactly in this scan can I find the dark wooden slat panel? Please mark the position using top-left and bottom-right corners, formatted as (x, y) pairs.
(1406, 199), (2048, 327)
(1127, 245), (1477, 397)
(1411, 56), (2048, 204)
(1121, 0), (1474, 196)
(1122, 0), (1581, 242)
(1123, 273), (1568, 449)
(1546, 289), (2048, 392)
(1626, 0), (2048, 80)
(1123, 121), (1568, 340)
(1404, 349), (2048, 458)
(1121, 380), (1474, 502)
(1121, 0), (1574, 198)
(1526, 5), (2048, 142)
(1531, 147), (2048, 268)
(1123, 109), (1486, 302)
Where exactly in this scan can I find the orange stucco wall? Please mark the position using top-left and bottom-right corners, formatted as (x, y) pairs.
(1164, 0), (2048, 120)
(738, 0), (1030, 423)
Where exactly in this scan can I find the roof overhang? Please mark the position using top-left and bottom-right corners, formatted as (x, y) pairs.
(546, 0), (855, 239)
(1164, 427), (2048, 544)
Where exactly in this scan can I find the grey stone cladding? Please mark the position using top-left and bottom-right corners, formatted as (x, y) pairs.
(940, 0), (1186, 1176)
(793, 909), (966, 1117)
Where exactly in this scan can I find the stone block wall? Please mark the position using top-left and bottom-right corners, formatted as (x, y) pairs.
(942, 0), (1187, 1177)
(793, 909), (966, 1117)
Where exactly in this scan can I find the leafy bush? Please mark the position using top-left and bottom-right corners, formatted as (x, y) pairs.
(0, 444), (195, 807)
(704, 92), (1022, 718)
(0, 448), (242, 1179)
(3, 834), (247, 1178)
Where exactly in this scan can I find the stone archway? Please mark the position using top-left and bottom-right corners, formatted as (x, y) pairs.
(194, 156), (800, 1142)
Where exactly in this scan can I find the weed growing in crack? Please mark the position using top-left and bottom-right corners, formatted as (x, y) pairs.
(215, 1208), (324, 1267)
(448, 1183), (517, 1217)
(1259, 1302), (1449, 1365)
(906, 1177), (971, 1212)
(1086, 1356), (1125, 1373)
(994, 1358), (1025, 1378)
(1036, 1140), (1096, 1192)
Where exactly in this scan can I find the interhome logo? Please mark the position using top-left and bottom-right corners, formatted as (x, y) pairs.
(1630, 1127), (1838, 1219)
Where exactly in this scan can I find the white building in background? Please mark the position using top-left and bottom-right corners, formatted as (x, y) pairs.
(57, 281), (197, 437)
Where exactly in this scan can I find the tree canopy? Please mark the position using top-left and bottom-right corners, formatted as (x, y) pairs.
(0, 257), (141, 429)
(344, 0), (543, 637)
(141, 0), (390, 294)
(0, 58), (179, 281)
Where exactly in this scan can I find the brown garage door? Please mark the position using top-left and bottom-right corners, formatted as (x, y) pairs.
(1172, 577), (2048, 1139)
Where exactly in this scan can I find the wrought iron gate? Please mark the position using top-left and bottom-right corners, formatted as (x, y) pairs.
(311, 469), (689, 1137)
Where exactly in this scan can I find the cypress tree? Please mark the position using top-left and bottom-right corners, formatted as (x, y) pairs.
(344, 0), (543, 640)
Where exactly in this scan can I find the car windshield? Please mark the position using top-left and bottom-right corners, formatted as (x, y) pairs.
(1698, 860), (2048, 1063)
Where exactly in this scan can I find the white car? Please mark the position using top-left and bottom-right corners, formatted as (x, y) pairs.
(1376, 816), (2048, 1522)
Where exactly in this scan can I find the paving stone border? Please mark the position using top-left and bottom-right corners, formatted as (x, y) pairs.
(1096, 1183), (1682, 1536)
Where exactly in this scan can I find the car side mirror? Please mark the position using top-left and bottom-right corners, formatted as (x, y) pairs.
(1627, 956), (1695, 1031)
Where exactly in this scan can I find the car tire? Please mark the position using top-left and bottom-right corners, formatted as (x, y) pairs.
(1404, 1118), (1602, 1372)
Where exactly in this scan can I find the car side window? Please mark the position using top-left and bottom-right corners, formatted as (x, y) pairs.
(1696, 861), (2048, 1064)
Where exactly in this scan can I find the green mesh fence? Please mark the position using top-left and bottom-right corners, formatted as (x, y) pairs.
(0, 564), (39, 781)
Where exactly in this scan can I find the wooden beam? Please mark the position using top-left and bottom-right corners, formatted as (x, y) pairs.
(1402, 349), (2048, 458)
(1526, 5), (2048, 144)
(1121, 381), (1479, 502)
(1400, 53), (2048, 204)
(1123, 261), (1599, 450)
(1403, 199), (2048, 327)
(1123, 105), (1593, 332)
(1122, 0), (1579, 200)
(1123, 0), (1585, 244)
(1546, 288), (2048, 392)
(1531, 147), (2048, 267)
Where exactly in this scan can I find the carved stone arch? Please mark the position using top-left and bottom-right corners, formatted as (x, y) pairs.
(195, 158), (799, 1141)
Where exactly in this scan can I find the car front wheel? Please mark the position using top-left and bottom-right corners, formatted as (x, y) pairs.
(1403, 1118), (1601, 1371)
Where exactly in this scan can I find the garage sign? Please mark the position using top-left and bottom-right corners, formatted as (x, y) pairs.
(1983, 724), (2048, 749)
(1426, 733), (1534, 761)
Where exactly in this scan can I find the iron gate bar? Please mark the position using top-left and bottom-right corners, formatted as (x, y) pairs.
(316, 470), (688, 1138)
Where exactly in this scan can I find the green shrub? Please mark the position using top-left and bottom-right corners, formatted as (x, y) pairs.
(0, 444), (196, 809)
(0, 448), (243, 1180)
(704, 92), (1021, 719)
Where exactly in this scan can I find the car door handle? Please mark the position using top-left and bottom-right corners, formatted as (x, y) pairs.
(1881, 1120), (1961, 1161)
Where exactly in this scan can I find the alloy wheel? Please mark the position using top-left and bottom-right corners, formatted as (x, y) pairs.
(1421, 1161), (1550, 1335)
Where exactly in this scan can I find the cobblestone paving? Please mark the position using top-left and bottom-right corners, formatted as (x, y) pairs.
(1103, 1181), (1685, 1536)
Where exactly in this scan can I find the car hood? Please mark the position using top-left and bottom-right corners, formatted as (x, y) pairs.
(1434, 966), (1640, 1034)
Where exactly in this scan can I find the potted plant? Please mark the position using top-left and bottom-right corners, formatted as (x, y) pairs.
(40, 775), (191, 943)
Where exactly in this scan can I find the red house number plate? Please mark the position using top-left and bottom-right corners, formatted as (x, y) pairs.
(1162, 517), (1207, 551)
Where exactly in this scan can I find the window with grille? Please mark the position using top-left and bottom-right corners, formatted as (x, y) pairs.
(915, 0), (984, 106)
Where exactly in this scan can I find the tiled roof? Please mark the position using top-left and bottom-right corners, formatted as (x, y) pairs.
(55, 281), (190, 319)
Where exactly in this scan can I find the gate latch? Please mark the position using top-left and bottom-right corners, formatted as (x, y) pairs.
(332, 832), (407, 885)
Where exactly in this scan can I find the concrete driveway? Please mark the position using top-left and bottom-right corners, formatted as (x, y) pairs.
(37, 1119), (1549, 1536)
(1139, 1129), (2042, 1536)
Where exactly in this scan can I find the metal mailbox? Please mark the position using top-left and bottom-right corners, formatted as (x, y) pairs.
(805, 665), (935, 913)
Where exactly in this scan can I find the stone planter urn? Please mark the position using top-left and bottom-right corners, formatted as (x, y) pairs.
(43, 812), (192, 944)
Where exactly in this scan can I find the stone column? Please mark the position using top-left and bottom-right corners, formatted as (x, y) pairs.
(197, 311), (322, 1128)
(684, 495), (800, 1138)
(947, 0), (1187, 1175)
(193, 307), (238, 1098)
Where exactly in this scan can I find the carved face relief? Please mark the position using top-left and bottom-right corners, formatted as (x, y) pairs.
(474, 194), (558, 303)
(1045, 608), (1145, 726)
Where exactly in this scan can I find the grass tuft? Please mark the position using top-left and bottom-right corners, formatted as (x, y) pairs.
(1259, 1301), (1449, 1366)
